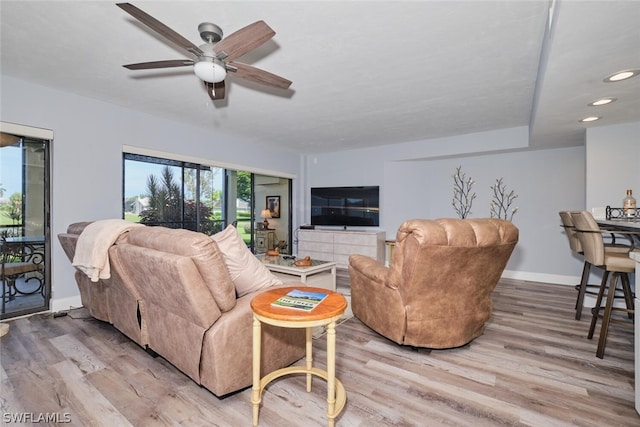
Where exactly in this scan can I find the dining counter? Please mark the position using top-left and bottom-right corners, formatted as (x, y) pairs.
(597, 219), (640, 231)
(597, 220), (639, 414)
(597, 219), (640, 247)
(630, 250), (640, 415)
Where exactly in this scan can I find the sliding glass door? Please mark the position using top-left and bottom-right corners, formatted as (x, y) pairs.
(1, 124), (51, 320)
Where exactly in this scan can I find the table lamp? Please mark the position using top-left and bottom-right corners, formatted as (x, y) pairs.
(261, 209), (272, 229)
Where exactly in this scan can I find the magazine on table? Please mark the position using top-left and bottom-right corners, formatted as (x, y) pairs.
(271, 289), (328, 311)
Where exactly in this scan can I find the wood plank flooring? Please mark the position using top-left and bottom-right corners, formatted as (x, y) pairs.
(0, 277), (637, 426)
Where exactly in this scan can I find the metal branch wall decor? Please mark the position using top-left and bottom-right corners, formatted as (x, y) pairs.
(451, 167), (519, 222)
(490, 178), (519, 221)
(451, 166), (476, 219)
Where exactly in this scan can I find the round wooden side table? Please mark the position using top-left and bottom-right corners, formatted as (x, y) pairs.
(250, 286), (348, 427)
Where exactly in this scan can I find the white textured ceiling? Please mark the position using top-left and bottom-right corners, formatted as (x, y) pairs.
(1, 1), (639, 154)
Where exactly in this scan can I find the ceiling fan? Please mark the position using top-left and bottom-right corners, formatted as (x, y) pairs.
(116, 2), (292, 101)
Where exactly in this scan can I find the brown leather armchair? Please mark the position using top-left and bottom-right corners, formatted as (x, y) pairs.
(349, 218), (518, 349)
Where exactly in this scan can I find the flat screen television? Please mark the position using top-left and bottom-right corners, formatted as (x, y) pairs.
(310, 186), (379, 227)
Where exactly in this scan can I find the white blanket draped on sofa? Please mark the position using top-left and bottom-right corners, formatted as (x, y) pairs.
(72, 219), (143, 282)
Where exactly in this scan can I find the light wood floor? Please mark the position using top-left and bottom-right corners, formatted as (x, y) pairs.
(1, 277), (637, 426)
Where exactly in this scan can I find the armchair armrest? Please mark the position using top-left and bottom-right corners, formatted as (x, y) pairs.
(348, 254), (396, 289)
(349, 254), (406, 345)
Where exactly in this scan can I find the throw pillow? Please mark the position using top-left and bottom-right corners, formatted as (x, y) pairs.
(212, 225), (282, 297)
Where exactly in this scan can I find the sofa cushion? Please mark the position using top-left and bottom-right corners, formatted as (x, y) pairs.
(212, 225), (282, 297)
(126, 226), (237, 312)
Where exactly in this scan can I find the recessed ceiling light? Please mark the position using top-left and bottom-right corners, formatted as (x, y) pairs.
(603, 69), (640, 82)
(580, 116), (600, 122)
(589, 97), (616, 106)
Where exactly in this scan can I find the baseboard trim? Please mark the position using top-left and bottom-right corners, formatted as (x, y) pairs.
(501, 271), (629, 308)
(50, 295), (83, 313)
(501, 270), (578, 286)
(46, 271), (580, 314)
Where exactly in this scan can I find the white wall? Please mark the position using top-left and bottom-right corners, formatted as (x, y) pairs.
(583, 122), (639, 293)
(304, 127), (590, 284)
(1, 75), (302, 311)
(3, 73), (636, 310)
(586, 122), (640, 213)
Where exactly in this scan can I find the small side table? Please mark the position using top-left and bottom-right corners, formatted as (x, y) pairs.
(251, 286), (348, 427)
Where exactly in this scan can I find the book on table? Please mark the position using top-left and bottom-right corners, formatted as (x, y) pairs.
(271, 289), (328, 311)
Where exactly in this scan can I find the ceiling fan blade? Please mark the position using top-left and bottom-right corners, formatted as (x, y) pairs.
(117, 3), (204, 57)
(229, 62), (292, 89)
(213, 21), (275, 62)
(214, 81), (226, 100)
(124, 59), (195, 70)
(204, 81), (226, 100)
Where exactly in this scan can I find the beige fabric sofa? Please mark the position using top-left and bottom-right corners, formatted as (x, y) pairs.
(58, 222), (305, 397)
(349, 218), (518, 349)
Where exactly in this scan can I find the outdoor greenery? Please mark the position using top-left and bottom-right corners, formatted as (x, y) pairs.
(135, 166), (252, 242)
(0, 192), (22, 227)
(236, 171), (251, 203)
(0, 210), (16, 226)
(138, 166), (218, 234)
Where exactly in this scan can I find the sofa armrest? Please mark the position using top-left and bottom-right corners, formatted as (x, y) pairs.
(200, 283), (306, 396)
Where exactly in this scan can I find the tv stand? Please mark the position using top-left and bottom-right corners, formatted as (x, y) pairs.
(297, 229), (385, 269)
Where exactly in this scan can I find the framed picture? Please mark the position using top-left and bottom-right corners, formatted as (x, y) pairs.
(266, 196), (280, 218)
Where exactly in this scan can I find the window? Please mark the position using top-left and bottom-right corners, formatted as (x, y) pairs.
(123, 153), (224, 234)
(123, 152), (292, 253)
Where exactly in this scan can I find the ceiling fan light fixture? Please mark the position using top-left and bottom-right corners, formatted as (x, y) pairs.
(194, 59), (227, 83)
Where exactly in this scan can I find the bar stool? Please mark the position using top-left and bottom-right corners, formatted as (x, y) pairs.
(570, 211), (635, 358)
(558, 211), (632, 320)
(559, 211), (595, 320)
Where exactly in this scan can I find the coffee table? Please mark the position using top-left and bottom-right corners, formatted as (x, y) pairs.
(250, 286), (347, 427)
(258, 255), (337, 291)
